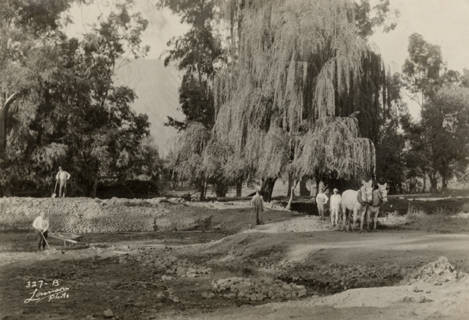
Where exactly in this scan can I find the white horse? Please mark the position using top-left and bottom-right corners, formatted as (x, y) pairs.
(366, 183), (388, 231)
(341, 180), (373, 231)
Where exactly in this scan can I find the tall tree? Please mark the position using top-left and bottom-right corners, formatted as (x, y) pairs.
(213, 0), (381, 201)
(0, 0), (74, 156)
(401, 33), (463, 192)
(354, 0), (398, 39)
(402, 33), (459, 106)
(374, 73), (406, 193)
(157, 0), (224, 130)
(400, 112), (429, 193)
(163, 0), (398, 200)
(158, 0), (227, 197)
(0, 1), (160, 197)
(168, 122), (210, 199)
(420, 87), (469, 191)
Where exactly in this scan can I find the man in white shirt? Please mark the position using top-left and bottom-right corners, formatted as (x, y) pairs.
(32, 211), (50, 251)
(330, 188), (342, 227)
(315, 189), (329, 220)
(56, 166), (71, 198)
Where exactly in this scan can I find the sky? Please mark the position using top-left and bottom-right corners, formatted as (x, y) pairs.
(65, 0), (469, 119)
(65, 0), (188, 60)
(371, 0), (469, 73)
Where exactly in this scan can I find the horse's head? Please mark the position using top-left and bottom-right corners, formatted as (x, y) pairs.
(361, 179), (373, 203)
(377, 183), (388, 203)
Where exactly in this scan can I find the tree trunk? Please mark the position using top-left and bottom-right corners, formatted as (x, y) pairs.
(310, 179), (316, 197)
(0, 106), (7, 156)
(299, 176), (309, 196)
(287, 174), (294, 197)
(286, 180), (298, 210)
(198, 180), (207, 201)
(422, 172), (427, 193)
(236, 182), (242, 198)
(91, 177), (98, 198)
(441, 174), (448, 192)
(409, 177), (416, 194)
(429, 173), (438, 193)
(215, 182), (228, 198)
(260, 177), (276, 202)
(0, 93), (20, 157)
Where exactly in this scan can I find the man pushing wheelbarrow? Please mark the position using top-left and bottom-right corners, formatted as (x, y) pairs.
(32, 203), (86, 250)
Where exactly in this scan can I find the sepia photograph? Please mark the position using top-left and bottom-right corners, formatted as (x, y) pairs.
(1, 0), (469, 319)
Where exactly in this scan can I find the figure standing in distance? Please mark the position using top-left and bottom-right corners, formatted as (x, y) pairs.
(329, 188), (342, 227)
(56, 166), (71, 198)
(356, 179), (373, 230)
(315, 187), (329, 220)
(251, 189), (264, 225)
(32, 210), (49, 251)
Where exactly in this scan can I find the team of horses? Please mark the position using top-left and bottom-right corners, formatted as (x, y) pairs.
(339, 180), (388, 231)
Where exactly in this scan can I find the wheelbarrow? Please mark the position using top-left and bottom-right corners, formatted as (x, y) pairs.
(48, 232), (89, 250)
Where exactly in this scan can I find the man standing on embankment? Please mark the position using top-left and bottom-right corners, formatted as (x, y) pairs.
(56, 166), (71, 198)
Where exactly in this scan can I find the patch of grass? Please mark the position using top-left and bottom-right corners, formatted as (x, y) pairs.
(405, 214), (469, 233)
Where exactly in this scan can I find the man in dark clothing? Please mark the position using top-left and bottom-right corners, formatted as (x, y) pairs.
(251, 190), (264, 225)
(356, 179), (373, 229)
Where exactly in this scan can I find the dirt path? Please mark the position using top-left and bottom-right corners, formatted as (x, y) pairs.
(281, 232), (469, 263)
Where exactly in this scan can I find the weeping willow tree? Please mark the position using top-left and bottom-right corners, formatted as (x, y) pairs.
(171, 122), (250, 199)
(169, 122), (211, 199)
(212, 0), (380, 201)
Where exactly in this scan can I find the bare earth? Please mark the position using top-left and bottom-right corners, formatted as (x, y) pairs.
(1, 207), (469, 320)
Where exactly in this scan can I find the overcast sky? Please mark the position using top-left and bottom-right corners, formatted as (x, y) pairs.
(371, 0), (469, 72)
(65, 0), (188, 60)
(66, 0), (469, 118)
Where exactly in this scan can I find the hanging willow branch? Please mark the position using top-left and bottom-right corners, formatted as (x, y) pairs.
(211, 0), (376, 184)
(294, 117), (375, 180)
(171, 122), (211, 182)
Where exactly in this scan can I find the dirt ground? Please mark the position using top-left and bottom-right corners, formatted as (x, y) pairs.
(1, 202), (469, 320)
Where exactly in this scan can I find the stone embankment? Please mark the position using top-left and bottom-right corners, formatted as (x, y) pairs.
(0, 197), (206, 233)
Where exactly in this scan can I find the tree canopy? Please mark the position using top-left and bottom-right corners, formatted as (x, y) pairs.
(0, 0), (161, 196)
(160, 0), (402, 199)
(158, 0), (224, 131)
(402, 33), (460, 106)
(211, 0), (391, 198)
(0, 0), (76, 155)
(401, 34), (469, 192)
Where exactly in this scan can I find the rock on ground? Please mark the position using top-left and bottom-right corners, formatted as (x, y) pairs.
(405, 256), (465, 285)
(211, 277), (307, 302)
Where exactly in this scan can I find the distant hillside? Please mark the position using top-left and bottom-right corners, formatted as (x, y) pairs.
(114, 59), (183, 156)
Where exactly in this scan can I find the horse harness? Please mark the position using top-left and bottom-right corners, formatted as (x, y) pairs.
(370, 189), (383, 208)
